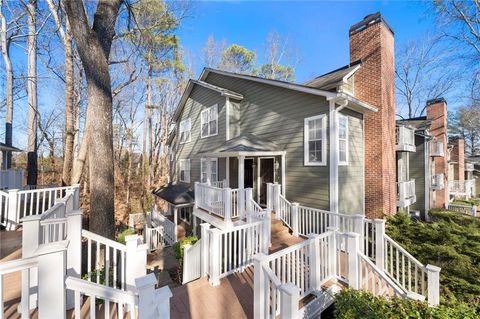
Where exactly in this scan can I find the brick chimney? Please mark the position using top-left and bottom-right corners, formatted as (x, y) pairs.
(449, 138), (465, 182)
(349, 13), (396, 218)
(426, 98), (448, 208)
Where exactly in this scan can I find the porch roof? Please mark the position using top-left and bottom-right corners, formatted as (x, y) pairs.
(197, 133), (286, 158)
(0, 142), (22, 152)
(152, 183), (195, 206)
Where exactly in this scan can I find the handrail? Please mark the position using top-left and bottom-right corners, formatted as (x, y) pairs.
(0, 255), (38, 274)
(82, 229), (127, 252)
(66, 276), (137, 304)
(262, 263), (282, 288)
(384, 235), (424, 269)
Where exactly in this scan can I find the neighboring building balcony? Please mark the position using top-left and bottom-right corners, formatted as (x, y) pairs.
(396, 126), (416, 152)
(466, 163), (474, 171)
(430, 141), (444, 157)
(431, 173), (444, 191)
(397, 179), (416, 208)
(450, 179), (476, 198)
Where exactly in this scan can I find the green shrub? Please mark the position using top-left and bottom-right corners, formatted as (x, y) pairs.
(386, 212), (480, 311)
(116, 228), (136, 244)
(453, 198), (480, 207)
(172, 236), (199, 261)
(334, 289), (477, 319)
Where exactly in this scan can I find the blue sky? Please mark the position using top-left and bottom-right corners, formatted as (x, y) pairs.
(177, 1), (433, 82)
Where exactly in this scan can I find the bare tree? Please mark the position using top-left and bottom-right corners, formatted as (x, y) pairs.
(64, 0), (122, 239)
(395, 36), (457, 118)
(258, 31), (297, 81)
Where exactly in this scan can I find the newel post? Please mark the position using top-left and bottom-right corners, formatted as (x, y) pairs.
(373, 219), (385, 271)
(280, 283), (300, 319)
(245, 188), (253, 222)
(326, 227), (338, 279)
(426, 264), (441, 306)
(353, 215), (364, 251)
(182, 244), (192, 284)
(125, 235), (148, 290)
(253, 253), (267, 319)
(208, 228), (222, 286)
(66, 210), (83, 309)
(136, 273), (173, 319)
(308, 234), (321, 291)
(346, 232), (360, 289)
(274, 184), (281, 219)
(261, 213), (271, 254)
(266, 183), (273, 213)
(7, 188), (19, 230)
(223, 187), (232, 225)
(21, 214), (41, 309)
(291, 203), (299, 237)
(194, 182), (199, 209)
(200, 223), (210, 277)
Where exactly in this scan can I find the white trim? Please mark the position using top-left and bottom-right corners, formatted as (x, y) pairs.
(225, 97), (230, 141)
(281, 153), (286, 195)
(200, 158), (218, 183)
(200, 104), (218, 138)
(195, 150), (287, 158)
(179, 159), (190, 183)
(338, 113), (349, 166)
(179, 118), (191, 144)
(304, 114), (327, 166)
(329, 101), (339, 213)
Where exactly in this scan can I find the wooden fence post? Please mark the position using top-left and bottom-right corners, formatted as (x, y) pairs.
(7, 188), (19, 230)
(36, 240), (68, 319)
(308, 234), (321, 291)
(66, 209), (83, 309)
(426, 264), (441, 306)
(200, 223), (210, 277)
(291, 203), (299, 237)
(280, 283), (300, 319)
(346, 232), (360, 289)
(125, 235), (148, 290)
(208, 228), (222, 286)
(253, 253), (267, 319)
(374, 219), (385, 271)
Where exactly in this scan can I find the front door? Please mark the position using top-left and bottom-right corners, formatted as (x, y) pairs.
(244, 159), (254, 189)
(259, 158), (274, 205)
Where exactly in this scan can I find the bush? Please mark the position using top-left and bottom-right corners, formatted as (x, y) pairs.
(172, 236), (199, 261)
(386, 211), (480, 311)
(334, 289), (477, 319)
(116, 228), (136, 244)
(453, 198), (480, 207)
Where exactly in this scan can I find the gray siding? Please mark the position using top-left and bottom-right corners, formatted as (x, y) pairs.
(409, 135), (427, 213)
(205, 73), (365, 213)
(338, 109), (364, 214)
(175, 85), (227, 184)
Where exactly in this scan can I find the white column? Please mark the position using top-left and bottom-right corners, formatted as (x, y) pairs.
(308, 234), (321, 291)
(208, 228), (222, 286)
(280, 283), (300, 319)
(238, 156), (245, 217)
(7, 188), (19, 230)
(374, 219), (385, 270)
(281, 154), (286, 195)
(226, 157), (230, 186)
(36, 241), (68, 319)
(291, 202), (299, 237)
(426, 264), (441, 306)
(329, 101), (339, 213)
(125, 235), (148, 290)
(253, 253), (267, 319)
(66, 210), (83, 309)
(346, 232), (360, 289)
(245, 188), (253, 222)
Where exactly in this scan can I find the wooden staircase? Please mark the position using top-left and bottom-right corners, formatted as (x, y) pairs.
(269, 213), (304, 254)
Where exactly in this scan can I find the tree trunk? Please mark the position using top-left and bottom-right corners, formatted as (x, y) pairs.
(26, 0), (38, 186)
(0, 0), (13, 169)
(143, 66), (152, 192)
(64, 0), (121, 239)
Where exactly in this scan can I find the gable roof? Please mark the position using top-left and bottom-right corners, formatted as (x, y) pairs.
(152, 183), (194, 206)
(172, 79), (243, 121)
(304, 60), (361, 90)
(200, 133), (280, 154)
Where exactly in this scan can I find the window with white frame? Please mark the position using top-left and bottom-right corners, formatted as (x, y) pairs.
(304, 114), (327, 166)
(201, 104), (218, 138)
(179, 118), (191, 144)
(338, 114), (349, 165)
(179, 206), (193, 224)
(201, 158), (218, 183)
(179, 159), (190, 183)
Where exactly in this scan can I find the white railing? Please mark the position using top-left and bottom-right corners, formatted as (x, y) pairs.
(277, 194), (292, 228)
(39, 203), (68, 244)
(150, 208), (176, 245)
(466, 179), (476, 198)
(431, 174), (444, 190)
(212, 179), (227, 188)
(447, 203), (477, 217)
(0, 191), (9, 228)
(397, 180), (416, 207)
(231, 188), (239, 218)
(383, 235), (428, 298)
(430, 141), (444, 157)
(17, 185), (77, 218)
(0, 169), (23, 190)
(182, 239), (202, 284)
(145, 225), (167, 252)
(359, 252), (406, 299)
(465, 163), (474, 171)
(66, 276), (137, 319)
(396, 126), (416, 152)
(449, 180), (476, 198)
(195, 182), (228, 219)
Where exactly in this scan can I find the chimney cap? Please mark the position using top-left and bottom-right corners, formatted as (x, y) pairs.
(349, 12), (394, 36)
(426, 97), (447, 106)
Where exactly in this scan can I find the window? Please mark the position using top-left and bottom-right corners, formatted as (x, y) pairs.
(201, 104), (218, 138)
(304, 115), (327, 166)
(179, 159), (190, 183)
(179, 118), (191, 144)
(179, 206), (193, 224)
(201, 158), (218, 183)
(338, 114), (348, 165)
